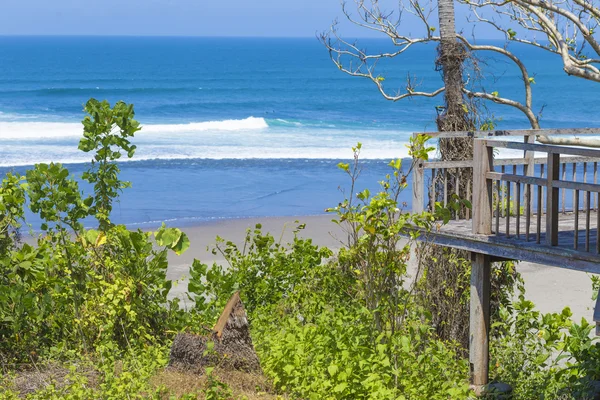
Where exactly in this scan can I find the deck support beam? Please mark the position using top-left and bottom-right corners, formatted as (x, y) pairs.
(470, 252), (491, 395)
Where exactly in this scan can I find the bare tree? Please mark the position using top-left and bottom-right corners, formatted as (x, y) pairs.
(459, 0), (600, 145)
(320, 0), (539, 351)
(319, 0), (542, 353)
(321, 0), (600, 149)
(320, 1), (541, 136)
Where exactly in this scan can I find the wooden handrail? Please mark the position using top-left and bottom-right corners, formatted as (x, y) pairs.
(412, 135), (600, 243)
(486, 172), (546, 186)
(475, 138), (600, 248)
(416, 127), (600, 139)
(487, 140), (600, 158)
(421, 156), (600, 170)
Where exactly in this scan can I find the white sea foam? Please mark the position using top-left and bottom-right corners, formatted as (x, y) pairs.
(0, 116), (418, 166)
(0, 117), (269, 140)
(142, 117), (268, 133)
(0, 144), (413, 167)
(0, 116), (269, 140)
(0, 121), (81, 139)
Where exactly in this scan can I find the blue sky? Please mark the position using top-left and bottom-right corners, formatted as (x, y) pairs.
(0, 0), (495, 38)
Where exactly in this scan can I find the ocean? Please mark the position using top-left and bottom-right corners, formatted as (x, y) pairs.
(0, 36), (597, 228)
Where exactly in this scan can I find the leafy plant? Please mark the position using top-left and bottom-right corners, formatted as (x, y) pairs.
(79, 98), (140, 231)
(0, 99), (189, 361)
(491, 291), (600, 399)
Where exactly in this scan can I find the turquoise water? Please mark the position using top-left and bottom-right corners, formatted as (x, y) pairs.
(0, 36), (597, 227)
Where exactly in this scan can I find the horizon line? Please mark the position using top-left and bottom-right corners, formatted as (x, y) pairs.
(0, 33), (509, 40)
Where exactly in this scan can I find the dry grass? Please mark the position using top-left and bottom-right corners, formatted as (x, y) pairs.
(2, 361), (99, 397)
(150, 367), (285, 399)
(3, 362), (284, 399)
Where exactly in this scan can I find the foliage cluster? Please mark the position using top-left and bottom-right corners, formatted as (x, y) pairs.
(187, 138), (473, 399)
(489, 296), (600, 399)
(0, 99), (190, 362)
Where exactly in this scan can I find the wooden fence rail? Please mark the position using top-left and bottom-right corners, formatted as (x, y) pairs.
(412, 143), (600, 252)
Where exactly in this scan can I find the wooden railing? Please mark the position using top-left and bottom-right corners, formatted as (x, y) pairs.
(475, 139), (600, 251)
(412, 129), (600, 253)
(410, 128), (600, 392)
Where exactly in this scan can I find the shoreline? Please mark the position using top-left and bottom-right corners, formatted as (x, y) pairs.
(166, 214), (597, 324)
(19, 211), (598, 324)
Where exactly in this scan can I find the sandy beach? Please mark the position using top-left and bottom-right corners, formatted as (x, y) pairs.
(166, 214), (598, 324)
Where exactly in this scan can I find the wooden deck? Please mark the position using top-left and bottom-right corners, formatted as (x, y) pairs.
(424, 211), (600, 273)
(410, 128), (600, 393)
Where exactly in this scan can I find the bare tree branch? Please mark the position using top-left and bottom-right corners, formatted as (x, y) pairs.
(323, 0), (600, 147)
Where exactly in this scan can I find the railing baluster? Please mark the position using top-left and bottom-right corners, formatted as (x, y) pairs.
(516, 182), (521, 239)
(573, 162), (577, 212)
(430, 168), (436, 211)
(537, 185), (542, 244)
(466, 180), (471, 220)
(501, 165), (506, 217)
(597, 200), (600, 254)
(506, 177), (511, 238)
(541, 163), (546, 213)
(526, 184), (531, 242)
(442, 168), (448, 207)
(495, 180), (500, 236)
(575, 190), (580, 250)
(584, 162), (588, 212)
(546, 153), (560, 247)
(562, 163), (567, 214)
(595, 162), (598, 211)
(586, 191), (591, 252)
(455, 173), (460, 221)
(513, 165), (518, 217)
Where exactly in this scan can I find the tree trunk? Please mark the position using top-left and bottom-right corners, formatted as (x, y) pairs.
(169, 292), (261, 373)
(417, 0), (475, 352)
(437, 0), (473, 159)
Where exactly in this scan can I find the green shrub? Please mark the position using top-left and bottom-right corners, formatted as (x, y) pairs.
(188, 223), (335, 323)
(187, 141), (472, 399)
(491, 292), (600, 399)
(254, 300), (470, 399)
(0, 100), (190, 361)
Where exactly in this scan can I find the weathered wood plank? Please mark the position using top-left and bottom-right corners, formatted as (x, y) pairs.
(489, 140), (600, 159)
(413, 226), (600, 274)
(546, 153), (560, 246)
(412, 160), (425, 213)
(486, 172), (546, 187)
(553, 179), (600, 193)
(470, 252), (491, 387)
(423, 160), (473, 169)
(494, 156), (600, 166)
(422, 156), (600, 170)
(418, 128), (600, 139)
(473, 140), (493, 235)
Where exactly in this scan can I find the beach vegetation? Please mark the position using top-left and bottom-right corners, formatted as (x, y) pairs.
(2, 103), (600, 399)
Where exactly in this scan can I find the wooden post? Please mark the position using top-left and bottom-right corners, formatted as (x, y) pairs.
(525, 134), (536, 212)
(546, 152), (560, 246)
(412, 161), (425, 214)
(412, 133), (425, 214)
(470, 252), (491, 391)
(472, 139), (493, 235)
(471, 139), (493, 395)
